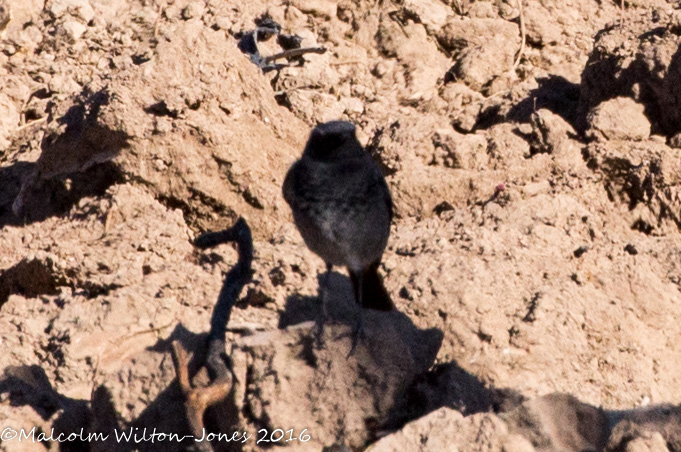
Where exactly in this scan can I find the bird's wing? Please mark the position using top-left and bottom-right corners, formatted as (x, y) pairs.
(385, 184), (394, 222)
(367, 162), (393, 222)
(282, 159), (302, 206)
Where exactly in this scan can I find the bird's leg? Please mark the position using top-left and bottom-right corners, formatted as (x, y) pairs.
(348, 270), (366, 356)
(315, 262), (333, 348)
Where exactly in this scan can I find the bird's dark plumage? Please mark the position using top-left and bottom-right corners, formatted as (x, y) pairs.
(283, 121), (394, 349)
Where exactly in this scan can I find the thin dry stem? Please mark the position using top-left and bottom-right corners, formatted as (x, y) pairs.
(16, 116), (47, 132)
(264, 47), (326, 63)
(512, 0), (526, 71)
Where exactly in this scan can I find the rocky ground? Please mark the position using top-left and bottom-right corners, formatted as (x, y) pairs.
(2, 0), (681, 450)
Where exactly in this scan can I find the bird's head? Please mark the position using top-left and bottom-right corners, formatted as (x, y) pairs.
(302, 120), (363, 160)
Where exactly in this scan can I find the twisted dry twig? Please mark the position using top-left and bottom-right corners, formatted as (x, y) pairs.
(171, 217), (253, 452)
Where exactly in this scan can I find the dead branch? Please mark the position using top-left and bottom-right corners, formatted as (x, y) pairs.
(171, 218), (253, 452)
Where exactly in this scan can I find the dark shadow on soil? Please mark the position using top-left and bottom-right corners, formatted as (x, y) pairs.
(0, 161), (35, 225)
(0, 365), (107, 451)
(0, 258), (61, 309)
(277, 270), (502, 441)
(576, 38), (681, 137)
(0, 153), (126, 229)
(0, 88), (129, 229)
(506, 75), (581, 127)
(469, 75), (581, 133)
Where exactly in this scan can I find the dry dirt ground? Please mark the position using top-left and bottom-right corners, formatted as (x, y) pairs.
(2, 0), (681, 451)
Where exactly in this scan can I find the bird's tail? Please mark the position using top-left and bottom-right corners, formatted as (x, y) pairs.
(350, 261), (395, 311)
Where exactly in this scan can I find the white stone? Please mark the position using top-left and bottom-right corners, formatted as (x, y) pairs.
(62, 20), (86, 40)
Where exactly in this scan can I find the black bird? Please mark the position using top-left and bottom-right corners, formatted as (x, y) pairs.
(283, 121), (394, 352)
